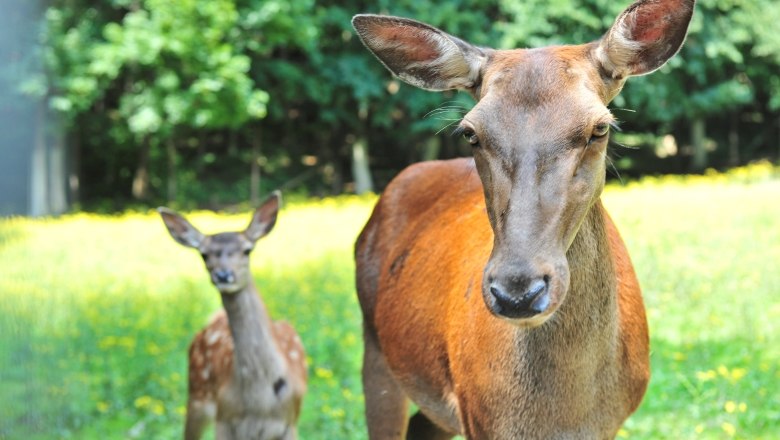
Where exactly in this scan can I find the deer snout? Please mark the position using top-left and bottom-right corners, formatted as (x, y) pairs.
(213, 269), (235, 285)
(487, 275), (551, 319)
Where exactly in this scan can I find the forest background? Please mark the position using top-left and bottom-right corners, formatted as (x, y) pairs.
(3, 0), (780, 213)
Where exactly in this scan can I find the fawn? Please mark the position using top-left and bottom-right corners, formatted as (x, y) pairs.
(159, 192), (307, 440)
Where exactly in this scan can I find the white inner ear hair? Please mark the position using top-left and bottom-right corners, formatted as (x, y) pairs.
(595, 13), (642, 79)
(378, 26), (483, 91)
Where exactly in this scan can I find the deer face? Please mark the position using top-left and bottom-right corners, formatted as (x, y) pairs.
(197, 232), (256, 294)
(159, 192), (281, 295)
(460, 47), (615, 325)
(353, 0), (694, 326)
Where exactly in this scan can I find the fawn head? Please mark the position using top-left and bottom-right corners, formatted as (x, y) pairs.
(159, 192), (281, 295)
(353, 0), (694, 326)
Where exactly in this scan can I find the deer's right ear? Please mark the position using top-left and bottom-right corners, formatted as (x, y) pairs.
(595, 0), (695, 79)
(352, 14), (487, 92)
(158, 207), (205, 249)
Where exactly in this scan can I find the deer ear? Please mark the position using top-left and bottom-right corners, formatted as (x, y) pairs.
(595, 0), (695, 79)
(352, 14), (487, 91)
(245, 191), (280, 242)
(158, 207), (205, 249)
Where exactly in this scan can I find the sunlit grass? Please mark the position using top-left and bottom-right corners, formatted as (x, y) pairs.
(1, 164), (778, 439)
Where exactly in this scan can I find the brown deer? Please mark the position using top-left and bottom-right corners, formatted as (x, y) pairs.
(352, 0), (694, 438)
(158, 192), (307, 440)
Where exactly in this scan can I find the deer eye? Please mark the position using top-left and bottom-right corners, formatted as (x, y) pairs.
(454, 124), (480, 148)
(591, 122), (610, 139)
(462, 128), (479, 146)
(243, 248), (252, 256)
(200, 253), (209, 261)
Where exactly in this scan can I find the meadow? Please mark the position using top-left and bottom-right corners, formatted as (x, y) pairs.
(1, 163), (778, 439)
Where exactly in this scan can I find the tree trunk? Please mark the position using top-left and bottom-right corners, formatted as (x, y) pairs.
(132, 138), (150, 200)
(422, 137), (441, 162)
(30, 99), (48, 216)
(68, 129), (81, 208)
(728, 113), (739, 167)
(351, 137), (373, 194)
(167, 138), (177, 204)
(352, 103), (374, 194)
(690, 117), (707, 172)
(250, 128), (261, 205)
(48, 124), (67, 214)
(29, 98), (67, 216)
(228, 129), (237, 156)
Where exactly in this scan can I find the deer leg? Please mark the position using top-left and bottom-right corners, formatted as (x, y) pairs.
(184, 398), (215, 440)
(406, 411), (455, 440)
(363, 332), (410, 440)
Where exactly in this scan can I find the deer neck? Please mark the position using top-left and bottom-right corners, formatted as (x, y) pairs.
(220, 284), (285, 388)
(524, 200), (619, 367)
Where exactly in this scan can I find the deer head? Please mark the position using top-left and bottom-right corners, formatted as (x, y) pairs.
(353, 0), (694, 326)
(158, 192), (281, 295)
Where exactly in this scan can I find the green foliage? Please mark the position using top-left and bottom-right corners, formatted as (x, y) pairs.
(1, 167), (779, 438)
(34, 0), (780, 208)
(45, 0), (268, 133)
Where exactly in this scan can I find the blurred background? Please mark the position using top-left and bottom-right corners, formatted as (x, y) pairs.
(2, 0), (780, 215)
(1, 1), (779, 439)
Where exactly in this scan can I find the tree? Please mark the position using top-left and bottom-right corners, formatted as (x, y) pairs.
(41, 0), (269, 205)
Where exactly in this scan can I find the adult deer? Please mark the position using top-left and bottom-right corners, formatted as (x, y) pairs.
(353, 0), (694, 438)
(158, 192), (307, 440)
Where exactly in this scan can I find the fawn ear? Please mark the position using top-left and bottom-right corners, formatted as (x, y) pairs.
(352, 14), (487, 91)
(245, 191), (280, 242)
(158, 208), (205, 249)
(595, 0), (695, 79)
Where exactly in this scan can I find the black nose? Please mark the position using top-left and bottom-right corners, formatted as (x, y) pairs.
(489, 276), (550, 319)
(214, 269), (234, 284)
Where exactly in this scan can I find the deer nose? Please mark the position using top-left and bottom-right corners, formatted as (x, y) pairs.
(213, 269), (234, 284)
(488, 276), (550, 319)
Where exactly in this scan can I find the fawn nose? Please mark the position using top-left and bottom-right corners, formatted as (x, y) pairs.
(488, 276), (550, 319)
(213, 269), (234, 284)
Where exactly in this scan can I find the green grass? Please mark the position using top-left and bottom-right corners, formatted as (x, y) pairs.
(1, 164), (778, 439)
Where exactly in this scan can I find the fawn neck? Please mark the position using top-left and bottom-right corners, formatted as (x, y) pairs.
(220, 284), (286, 387)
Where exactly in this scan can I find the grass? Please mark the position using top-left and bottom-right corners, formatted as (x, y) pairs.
(1, 163), (778, 439)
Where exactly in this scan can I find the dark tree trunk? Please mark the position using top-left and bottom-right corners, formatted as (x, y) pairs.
(250, 128), (261, 205)
(691, 117), (707, 172)
(68, 129), (81, 207)
(167, 138), (177, 204)
(728, 113), (739, 167)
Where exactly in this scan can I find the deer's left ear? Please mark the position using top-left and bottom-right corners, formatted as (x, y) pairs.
(595, 0), (695, 79)
(245, 191), (281, 242)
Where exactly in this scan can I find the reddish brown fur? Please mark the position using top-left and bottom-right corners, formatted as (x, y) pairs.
(357, 160), (649, 438)
(352, 1), (693, 438)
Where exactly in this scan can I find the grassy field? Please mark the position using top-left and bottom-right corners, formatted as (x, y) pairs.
(1, 163), (778, 439)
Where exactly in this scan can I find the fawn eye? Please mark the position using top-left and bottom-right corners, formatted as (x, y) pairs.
(200, 253), (208, 261)
(243, 248), (252, 256)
